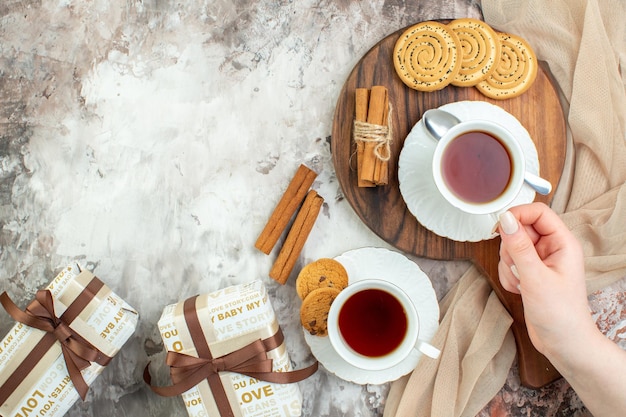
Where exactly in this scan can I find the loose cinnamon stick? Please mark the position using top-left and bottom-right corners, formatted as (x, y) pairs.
(360, 86), (389, 185)
(255, 164), (317, 254)
(355, 88), (375, 187)
(269, 190), (324, 284)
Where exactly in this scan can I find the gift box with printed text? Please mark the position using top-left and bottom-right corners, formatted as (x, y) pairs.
(0, 263), (139, 417)
(146, 280), (316, 417)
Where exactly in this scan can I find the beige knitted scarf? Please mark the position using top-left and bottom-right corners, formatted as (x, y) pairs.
(384, 0), (626, 415)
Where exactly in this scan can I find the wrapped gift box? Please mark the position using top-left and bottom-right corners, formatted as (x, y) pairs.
(0, 263), (138, 417)
(156, 280), (304, 417)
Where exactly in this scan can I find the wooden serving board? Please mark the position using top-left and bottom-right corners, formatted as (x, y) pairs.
(331, 26), (567, 389)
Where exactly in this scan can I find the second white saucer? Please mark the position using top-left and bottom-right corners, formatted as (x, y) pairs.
(303, 247), (439, 385)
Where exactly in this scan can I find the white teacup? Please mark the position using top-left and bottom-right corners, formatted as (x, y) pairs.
(431, 119), (526, 216)
(327, 279), (440, 371)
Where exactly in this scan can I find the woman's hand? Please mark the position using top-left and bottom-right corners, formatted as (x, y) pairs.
(497, 203), (626, 417)
(497, 202), (591, 357)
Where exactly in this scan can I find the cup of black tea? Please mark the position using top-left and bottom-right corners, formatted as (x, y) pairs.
(327, 279), (440, 371)
(431, 119), (526, 215)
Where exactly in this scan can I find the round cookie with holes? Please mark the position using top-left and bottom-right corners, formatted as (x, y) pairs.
(448, 18), (501, 87)
(475, 32), (538, 99)
(393, 21), (462, 91)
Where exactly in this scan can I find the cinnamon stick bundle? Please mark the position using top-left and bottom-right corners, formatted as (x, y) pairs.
(355, 86), (390, 186)
(255, 164), (318, 254)
(269, 190), (324, 285)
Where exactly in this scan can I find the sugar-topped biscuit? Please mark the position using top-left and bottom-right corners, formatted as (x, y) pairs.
(393, 21), (462, 92)
(448, 18), (501, 87)
(300, 287), (341, 337)
(475, 32), (538, 99)
(296, 258), (349, 300)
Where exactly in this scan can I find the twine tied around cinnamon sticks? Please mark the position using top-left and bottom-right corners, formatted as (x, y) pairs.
(354, 86), (393, 186)
(353, 106), (394, 162)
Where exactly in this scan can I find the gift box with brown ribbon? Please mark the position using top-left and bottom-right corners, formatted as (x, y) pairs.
(145, 280), (317, 417)
(0, 263), (139, 417)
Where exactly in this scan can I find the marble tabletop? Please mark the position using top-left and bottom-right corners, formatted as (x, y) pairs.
(1, 0), (625, 416)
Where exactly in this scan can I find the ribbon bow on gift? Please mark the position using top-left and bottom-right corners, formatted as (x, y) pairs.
(0, 290), (111, 402)
(144, 336), (318, 398)
(144, 294), (318, 417)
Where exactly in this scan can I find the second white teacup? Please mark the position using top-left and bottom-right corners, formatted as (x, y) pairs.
(431, 119), (526, 216)
(327, 279), (440, 371)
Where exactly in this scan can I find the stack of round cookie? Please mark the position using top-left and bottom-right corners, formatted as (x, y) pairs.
(297, 258), (348, 337)
(393, 18), (537, 99)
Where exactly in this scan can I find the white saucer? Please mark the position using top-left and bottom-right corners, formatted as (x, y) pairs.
(398, 101), (539, 242)
(303, 247), (439, 385)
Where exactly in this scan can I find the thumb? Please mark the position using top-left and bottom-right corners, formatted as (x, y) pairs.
(499, 210), (543, 278)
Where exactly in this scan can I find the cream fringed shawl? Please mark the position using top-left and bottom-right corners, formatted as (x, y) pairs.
(384, 1), (626, 416)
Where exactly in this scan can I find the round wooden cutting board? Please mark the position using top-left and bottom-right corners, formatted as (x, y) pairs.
(331, 24), (567, 388)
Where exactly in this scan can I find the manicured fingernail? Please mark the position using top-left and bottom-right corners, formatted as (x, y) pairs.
(511, 264), (520, 279)
(499, 211), (519, 235)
